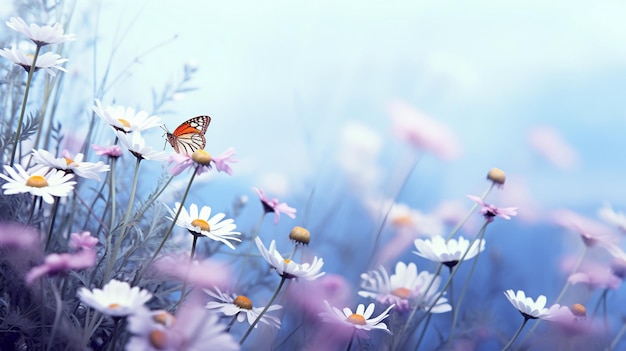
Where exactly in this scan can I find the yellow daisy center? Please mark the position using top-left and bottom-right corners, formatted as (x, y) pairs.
(117, 118), (131, 128)
(570, 303), (587, 317)
(152, 311), (176, 326)
(191, 219), (210, 232)
(64, 157), (74, 165)
(391, 287), (411, 299)
(26, 175), (48, 188)
(234, 295), (253, 310)
(191, 150), (212, 165)
(392, 215), (412, 226)
(108, 303), (122, 309)
(346, 313), (367, 325)
(149, 330), (168, 350)
(284, 259), (292, 264)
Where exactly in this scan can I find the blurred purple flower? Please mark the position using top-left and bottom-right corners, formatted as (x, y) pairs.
(467, 195), (518, 222)
(0, 222), (39, 249)
(127, 300), (239, 350)
(153, 254), (231, 288)
(26, 249), (96, 284)
(69, 231), (98, 251)
(91, 144), (122, 158)
(253, 187), (296, 224)
(388, 99), (461, 160)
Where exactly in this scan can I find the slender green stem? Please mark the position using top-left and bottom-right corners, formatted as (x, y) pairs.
(502, 317), (529, 351)
(447, 222), (488, 345)
(44, 196), (61, 251)
(226, 315), (239, 332)
(177, 235), (199, 309)
(345, 329), (357, 351)
(133, 167), (198, 284)
(609, 322), (626, 350)
(522, 244), (587, 342)
(103, 157), (142, 283)
(413, 313), (433, 351)
(235, 212), (266, 288)
(240, 276), (287, 345)
(445, 182), (494, 241)
(10, 44), (42, 166)
(46, 282), (63, 351)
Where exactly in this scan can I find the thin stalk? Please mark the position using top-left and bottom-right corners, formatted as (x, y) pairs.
(133, 167), (198, 284)
(346, 329), (357, 351)
(240, 276), (287, 345)
(447, 222), (488, 345)
(44, 196), (61, 251)
(177, 235), (199, 309)
(10, 44), (42, 166)
(102, 157), (141, 283)
(502, 316), (530, 351)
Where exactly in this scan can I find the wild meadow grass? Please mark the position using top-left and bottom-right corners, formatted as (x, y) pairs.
(1, 3), (626, 351)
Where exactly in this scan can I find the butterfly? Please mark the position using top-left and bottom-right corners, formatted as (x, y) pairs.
(164, 115), (211, 155)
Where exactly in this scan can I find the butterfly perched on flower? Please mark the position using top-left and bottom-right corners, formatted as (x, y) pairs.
(163, 116), (211, 155)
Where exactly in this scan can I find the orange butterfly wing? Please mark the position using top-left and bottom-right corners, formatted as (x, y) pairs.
(166, 116), (211, 155)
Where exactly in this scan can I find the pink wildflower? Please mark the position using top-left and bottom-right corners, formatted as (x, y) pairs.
(253, 187), (297, 224)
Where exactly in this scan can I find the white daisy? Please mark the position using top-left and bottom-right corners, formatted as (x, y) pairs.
(6, 17), (76, 46)
(319, 300), (394, 334)
(31, 149), (110, 181)
(0, 48), (68, 76)
(414, 235), (485, 268)
(0, 164), (75, 204)
(165, 202), (241, 250)
(205, 287), (282, 328)
(116, 131), (169, 161)
(126, 303), (239, 351)
(503, 289), (551, 319)
(255, 237), (325, 281)
(358, 261), (451, 313)
(77, 279), (152, 317)
(93, 99), (162, 133)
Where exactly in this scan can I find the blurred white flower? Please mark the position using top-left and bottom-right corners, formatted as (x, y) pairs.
(78, 280), (152, 317)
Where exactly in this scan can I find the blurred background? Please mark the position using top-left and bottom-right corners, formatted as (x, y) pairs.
(4, 0), (626, 349)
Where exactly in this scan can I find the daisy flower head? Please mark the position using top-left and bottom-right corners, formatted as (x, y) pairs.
(169, 148), (238, 176)
(92, 144), (123, 158)
(93, 99), (162, 133)
(319, 300), (394, 334)
(467, 195), (518, 222)
(253, 187), (297, 224)
(6, 17), (76, 46)
(116, 130), (169, 161)
(127, 302), (239, 351)
(255, 237), (325, 281)
(165, 202), (240, 250)
(78, 279), (152, 317)
(205, 287), (282, 328)
(414, 235), (485, 268)
(358, 261), (451, 313)
(0, 164), (75, 204)
(504, 290), (551, 320)
(31, 149), (110, 181)
(0, 48), (68, 76)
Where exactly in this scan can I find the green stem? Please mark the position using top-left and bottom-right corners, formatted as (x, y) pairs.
(235, 212), (266, 288)
(10, 44), (42, 166)
(177, 235), (199, 309)
(502, 316), (529, 351)
(345, 329), (357, 351)
(447, 222), (488, 346)
(102, 156), (141, 283)
(609, 322), (626, 350)
(522, 244), (587, 343)
(133, 167), (198, 284)
(44, 196), (61, 251)
(240, 276), (287, 345)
